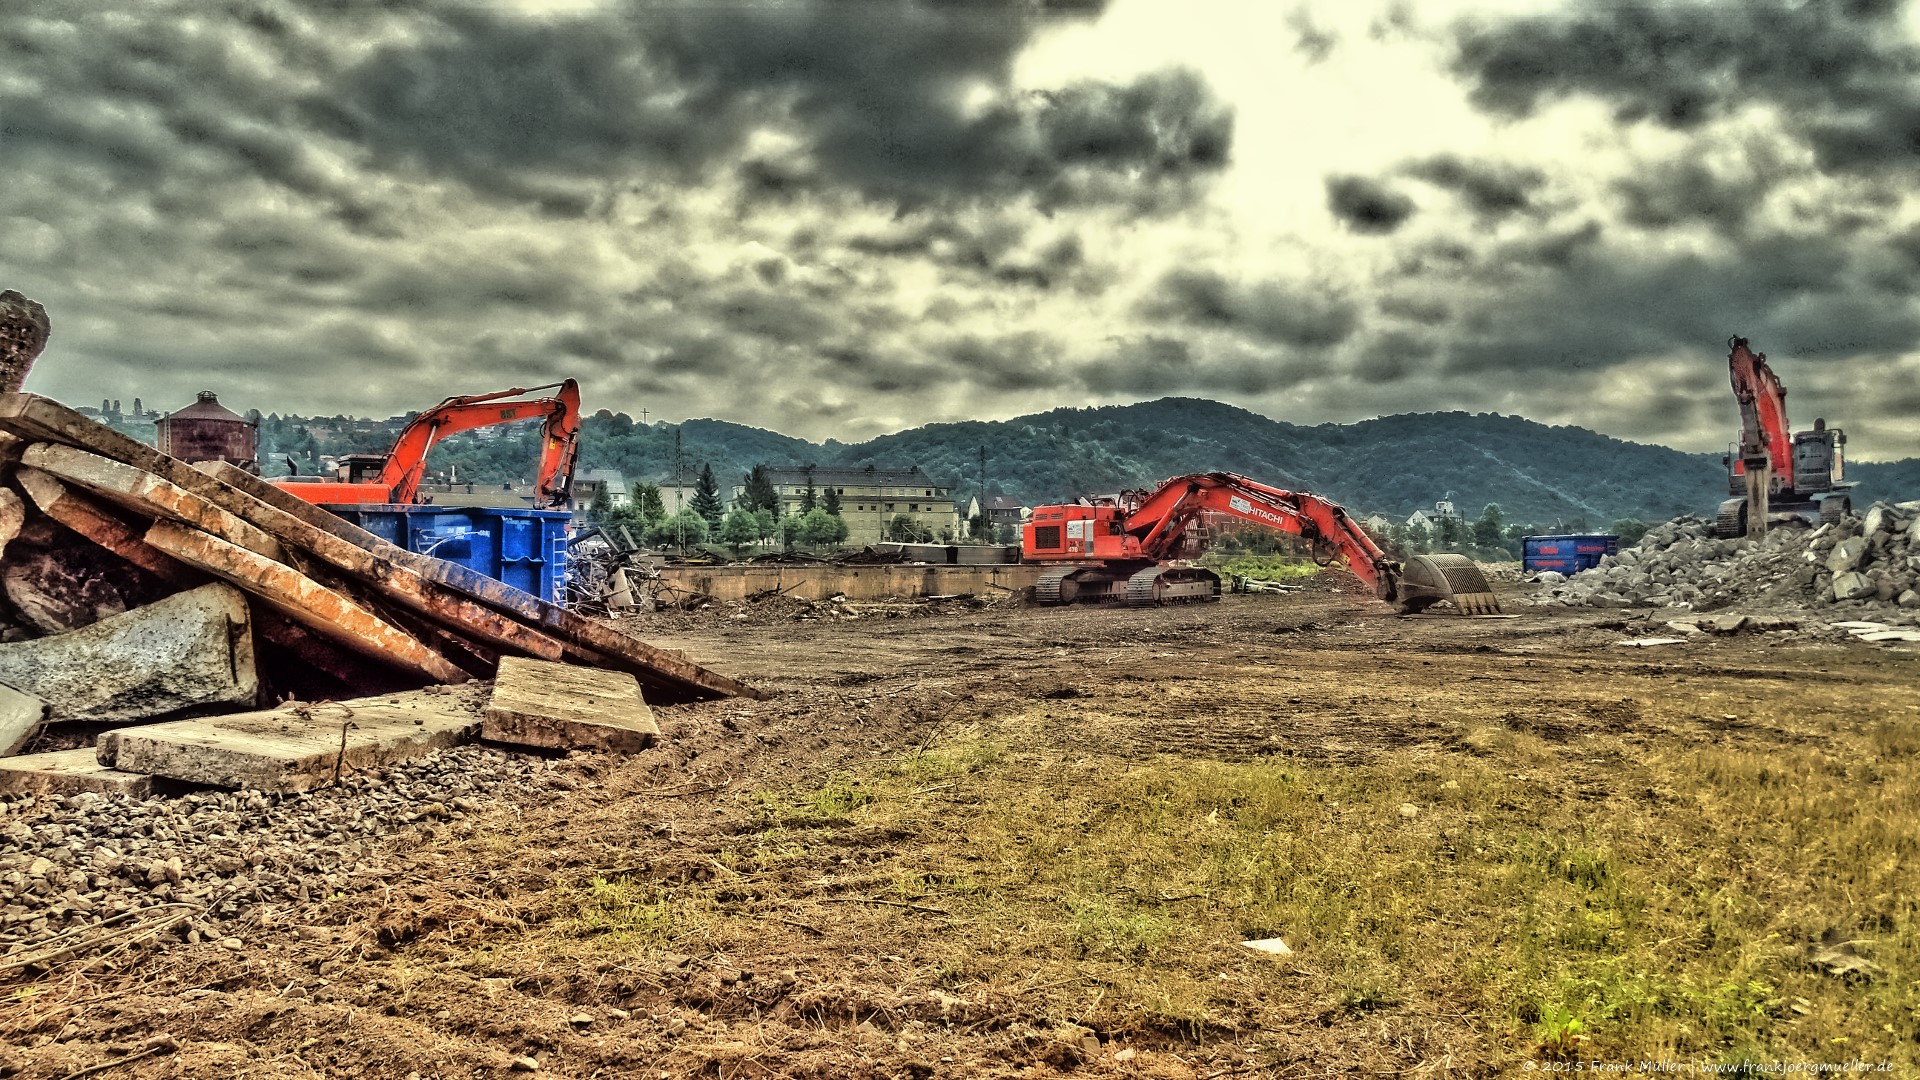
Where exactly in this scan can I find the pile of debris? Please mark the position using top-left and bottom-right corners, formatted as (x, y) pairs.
(0, 393), (757, 797)
(1533, 502), (1920, 618)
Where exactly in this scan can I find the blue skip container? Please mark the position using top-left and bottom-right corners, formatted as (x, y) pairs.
(1522, 534), (1618, 575)
(322, 505), (570, 603)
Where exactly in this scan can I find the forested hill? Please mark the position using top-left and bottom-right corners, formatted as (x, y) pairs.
(227, 397), (1919, 530)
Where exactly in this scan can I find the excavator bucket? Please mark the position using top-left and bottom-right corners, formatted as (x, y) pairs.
(1397, 553), (1501, 615)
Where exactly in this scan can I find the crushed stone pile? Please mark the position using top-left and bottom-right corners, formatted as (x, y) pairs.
(1532, 500), (1920, 619)
(0, 745), (581, 962)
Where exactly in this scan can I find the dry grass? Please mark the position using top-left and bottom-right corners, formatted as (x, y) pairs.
(549, 706), (1920, 1070)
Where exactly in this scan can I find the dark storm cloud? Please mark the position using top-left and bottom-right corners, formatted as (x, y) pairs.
(332, 1), (1232, 211)
(848, 216), (1092, 290)
(1325, 175), (1416, 234)
(1287, 7), (1339, 64)
(1138, 270), (1359, 349)
(1082, 336), (1196, 395)
(1436, 236), (1920, 379)
(937, 332), (1068, 392)
(1400, 154), (1545, 218)
(1450, 0), (1920, 171)
(1354, 331), (1438, 385)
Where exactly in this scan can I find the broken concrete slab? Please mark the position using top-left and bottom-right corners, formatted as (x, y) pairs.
(0, 680), (48, 756)
(0, 486), (21, 563)
(1858, 630), (1920, 643)
(483, 657), (658, 753)
(100, 691), (481, 792)
(1831, 571), (1876, 601)
(0, 747), (153, 797)
(0, 583), (257, 723)
(1616, 637), (1689, 647)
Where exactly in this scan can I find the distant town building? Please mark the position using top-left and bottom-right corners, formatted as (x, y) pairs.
(1405, 509), (1434, 532)
(983, 496), (1029, 529)
(734, 465), (953, 545)
(578, 469), (631, 508)
(155, 391), (258, 472)
(1363, 513), (1394, 538)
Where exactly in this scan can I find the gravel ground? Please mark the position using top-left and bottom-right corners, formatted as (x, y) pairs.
(0, 743), (582, 967)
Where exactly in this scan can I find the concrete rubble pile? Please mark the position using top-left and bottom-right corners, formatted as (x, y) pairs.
(1532, 501), (1920, 621)
(0, 392), (759, 800)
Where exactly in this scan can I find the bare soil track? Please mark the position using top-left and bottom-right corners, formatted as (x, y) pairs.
(4, 582), (1914, 1078)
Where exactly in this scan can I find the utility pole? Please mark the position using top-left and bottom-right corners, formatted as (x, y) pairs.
(978, 444), (987, 543)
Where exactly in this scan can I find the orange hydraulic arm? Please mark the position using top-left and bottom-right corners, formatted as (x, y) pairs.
(1119, 472), (1402, 601)
(1728, 336), (1794, 490)
(274, 380), (581, 508)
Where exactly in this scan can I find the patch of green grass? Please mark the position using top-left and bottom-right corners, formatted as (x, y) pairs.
(1062, 892), (1175, 960)
(1201, 554), (1320, 582)
(568, 874), (681, 946)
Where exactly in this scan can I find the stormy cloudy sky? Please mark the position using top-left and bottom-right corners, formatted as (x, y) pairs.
(5, 0), (1920, 458)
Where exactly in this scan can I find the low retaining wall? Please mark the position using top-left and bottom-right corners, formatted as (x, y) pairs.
(657, 563), (1046, 602)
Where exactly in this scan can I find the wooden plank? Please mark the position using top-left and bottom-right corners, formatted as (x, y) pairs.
(14, 467), (210, 586)
(20, 443), (285, 561)
(144, 520), (466, 685)
(0, 395), (758, 702)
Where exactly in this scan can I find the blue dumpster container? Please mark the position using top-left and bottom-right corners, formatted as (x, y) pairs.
(321, 504), (571, 603)
(1522, 533), (1618, 575)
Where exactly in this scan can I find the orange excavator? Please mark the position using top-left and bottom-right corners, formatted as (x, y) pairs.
(273, 380), (581, 509)
(1022, 472), (1500, 614)
(1715, 336), (1852, 537)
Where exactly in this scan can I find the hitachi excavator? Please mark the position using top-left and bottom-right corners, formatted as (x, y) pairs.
(273, 380), (581, 510)
(1022, 472), (1500, 614)
(1714, 337), (1852, 537)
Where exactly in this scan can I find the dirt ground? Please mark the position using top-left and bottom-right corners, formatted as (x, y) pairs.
(4, 579), (1915, 1078)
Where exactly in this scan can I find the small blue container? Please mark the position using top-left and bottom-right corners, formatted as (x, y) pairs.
(321, 504), (570, 603)
(1522, 533), (1618, 575)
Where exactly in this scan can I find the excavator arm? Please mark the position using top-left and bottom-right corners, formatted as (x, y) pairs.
(272, 380), (581, 509)
(378, 380), (582, 507)
(1119, 473), (1404, 601)
(1727, 336), (1794, 490)
(1024, 472), (1498, 613)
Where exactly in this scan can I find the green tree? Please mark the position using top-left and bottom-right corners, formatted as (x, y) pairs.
(779, 515), (805, 549)
(690, 463), (724, 525)
(633, 482), (666, 523)
(995, 522), (1017, 545)
(822, 485), (842, 516)
(798, 508), (848, 546)
(1473, 503), (1506, 550)
(586, 483), (612, 528)
(718, 508), (760, 550)
(741, 464), (780, 514)
(800, 475), (818, 514)
(887, 514), (932, 543)
(645, 508), (709, 549)
(1435, 514), (1463, 549)
(1405, 522), (1432, 554)
(752, 509), (777, 544)
(1611, 518), (1649, 546)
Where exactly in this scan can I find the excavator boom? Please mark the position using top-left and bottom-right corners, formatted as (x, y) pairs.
(1023, 472), (1499, 614)
(273, 380), (582, 509)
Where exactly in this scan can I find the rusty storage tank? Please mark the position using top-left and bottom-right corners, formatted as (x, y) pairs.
(155, 390), (258, 471)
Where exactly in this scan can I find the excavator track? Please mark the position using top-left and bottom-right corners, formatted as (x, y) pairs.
(1034, 568), (1078, 605)
(1397, 554), (1501, 615)
(1714, 498), (1748, 539)
(1124, 565), (1221, 605)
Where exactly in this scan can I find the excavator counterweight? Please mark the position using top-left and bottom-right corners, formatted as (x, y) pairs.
(1022, 472), (1499, 615)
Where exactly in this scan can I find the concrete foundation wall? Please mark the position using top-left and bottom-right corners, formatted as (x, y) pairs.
(658, 563), (1045, 602)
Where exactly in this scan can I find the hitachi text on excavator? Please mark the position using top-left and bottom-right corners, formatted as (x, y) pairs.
(272, 380), (582, 510)
(1021, 472), (1500, 614)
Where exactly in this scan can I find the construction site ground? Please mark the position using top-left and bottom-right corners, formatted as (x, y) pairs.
(5, 578), (1916, 1077)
